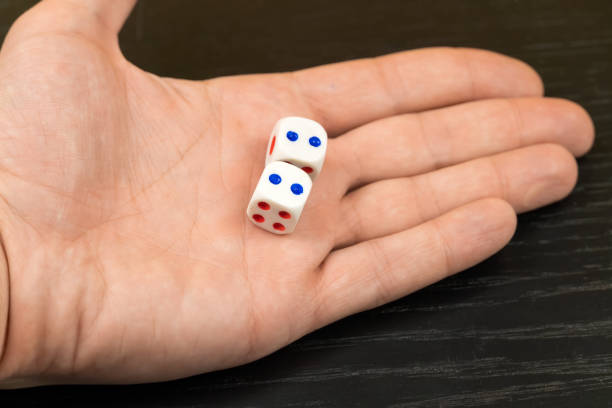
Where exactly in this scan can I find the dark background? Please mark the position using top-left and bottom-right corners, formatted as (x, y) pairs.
(1, 0), (612, 406)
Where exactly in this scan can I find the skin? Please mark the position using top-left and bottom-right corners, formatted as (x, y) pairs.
(0, 0), (594, 387)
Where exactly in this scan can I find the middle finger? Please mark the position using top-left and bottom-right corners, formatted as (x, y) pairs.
(325, 97), (593, 194)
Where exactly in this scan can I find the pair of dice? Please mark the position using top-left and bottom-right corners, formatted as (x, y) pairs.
(246, 117), (328, 234)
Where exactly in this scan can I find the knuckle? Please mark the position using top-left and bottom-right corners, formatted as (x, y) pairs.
(367, 240), (395, 308)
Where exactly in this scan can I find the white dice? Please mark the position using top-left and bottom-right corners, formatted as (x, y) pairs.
(265, 116), (328, 180)
(246, 161), (313, 234)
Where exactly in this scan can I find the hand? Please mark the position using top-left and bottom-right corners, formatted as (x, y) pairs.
(0, 0), (594, 386)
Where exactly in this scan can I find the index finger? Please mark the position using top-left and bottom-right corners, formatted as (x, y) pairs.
(291, 47), (544, 136)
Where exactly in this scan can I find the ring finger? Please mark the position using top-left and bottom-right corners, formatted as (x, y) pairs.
(335, 143), (577, 248)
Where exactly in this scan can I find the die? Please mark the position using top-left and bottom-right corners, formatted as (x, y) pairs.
(265, 116), (328, 180)
(246, 161), (313, 234)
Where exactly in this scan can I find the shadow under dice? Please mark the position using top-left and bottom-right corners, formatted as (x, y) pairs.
(265, 116), (328, 180)
(246, 161), (313, 234)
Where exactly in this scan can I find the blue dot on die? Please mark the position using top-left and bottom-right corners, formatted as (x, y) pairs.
(286, 131), (298, 141)
(309, 136), (321, 147)
(291, 183), (304, 195)
(269, 173), (282, 185)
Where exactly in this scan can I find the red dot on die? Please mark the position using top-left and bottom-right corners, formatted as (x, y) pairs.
(273, 223), (285, 231)
(258, 201), (270, 210)
(279, 211), (291, 219)
(269, 136), (276, 155)
(252, 214), (265, 223)
(302, 166), (313, 174)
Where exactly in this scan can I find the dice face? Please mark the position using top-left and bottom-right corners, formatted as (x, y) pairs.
(265, 117), (327, 180)
(246, 161), (313, 234)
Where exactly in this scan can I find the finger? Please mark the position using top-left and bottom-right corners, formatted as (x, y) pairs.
(7, 0), (137, 42)
(291, 47), (543, 136)
(335, 144), (576, 248)
(314, 198), (516, 326)
(70, 0), (138, 34)
(326, 97), (593, 193)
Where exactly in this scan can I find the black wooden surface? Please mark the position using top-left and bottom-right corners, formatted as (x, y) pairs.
(2, 0), (612, 406)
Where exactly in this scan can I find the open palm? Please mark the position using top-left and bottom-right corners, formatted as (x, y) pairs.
(0, 1), (594, 386)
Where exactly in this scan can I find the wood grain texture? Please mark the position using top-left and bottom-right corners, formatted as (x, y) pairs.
(1, 0), (612, 406)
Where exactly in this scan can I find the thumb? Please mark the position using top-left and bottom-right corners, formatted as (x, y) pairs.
(4, 0), (137, 46)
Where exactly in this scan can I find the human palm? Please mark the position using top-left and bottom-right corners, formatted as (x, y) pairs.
(0, 1), (594, 386)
